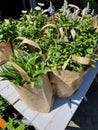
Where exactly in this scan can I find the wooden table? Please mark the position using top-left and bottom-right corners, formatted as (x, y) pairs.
(0, 61), (98, 130)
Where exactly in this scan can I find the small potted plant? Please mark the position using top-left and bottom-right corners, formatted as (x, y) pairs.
(36, 0), (98, 97)
(0, 47), (53, 113)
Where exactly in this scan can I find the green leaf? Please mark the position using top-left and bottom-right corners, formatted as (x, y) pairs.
(37, 76), (43, 88)
(30, 81), (35, 89)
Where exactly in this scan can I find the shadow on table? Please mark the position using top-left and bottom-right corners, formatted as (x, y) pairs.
(66, 78), (98, 130)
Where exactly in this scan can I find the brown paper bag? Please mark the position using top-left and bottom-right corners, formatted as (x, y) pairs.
(49, 55), (90, 97)
(49, 70), (87, 97)
(0, 42), (13, 65)
(7, 61), (53, 113)
(14, 74), (53, 113)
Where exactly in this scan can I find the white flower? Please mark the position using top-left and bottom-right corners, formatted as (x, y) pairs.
(38, 3), (45, 7)
(21, 10), (27, 14)
(35, 6), (41, 11)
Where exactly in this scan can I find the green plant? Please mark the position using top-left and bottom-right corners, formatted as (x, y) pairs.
(5, 118), (28, 130)
(0, 20), (18, 42)
(36, 1), (98, 71)
(0, 0), (98, 74)
(0, 8), (48, 44)
(0, 49), (50, 88)
(0, 96), (9, 115)
(16, 10), (48, 40)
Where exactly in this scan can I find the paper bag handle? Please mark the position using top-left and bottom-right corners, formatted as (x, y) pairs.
(15, 37), (42, 54)
(7, 61), (30, 82)
(62, 55), (91, 70)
